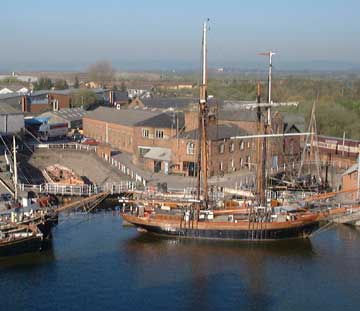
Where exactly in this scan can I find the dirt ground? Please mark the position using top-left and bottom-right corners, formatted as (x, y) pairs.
(22, 149), (130, 185)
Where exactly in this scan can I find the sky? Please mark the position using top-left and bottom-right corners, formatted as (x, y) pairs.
(1, 0), (360, 71)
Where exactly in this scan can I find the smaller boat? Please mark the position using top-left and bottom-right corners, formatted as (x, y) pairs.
(0, 225), (44, 257)
(43, 164), (84, 185)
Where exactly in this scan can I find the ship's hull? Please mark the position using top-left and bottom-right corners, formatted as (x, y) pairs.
(37, 213), (59, 239)
(121, 213), (322, 241)
(0, 235), (43, 257)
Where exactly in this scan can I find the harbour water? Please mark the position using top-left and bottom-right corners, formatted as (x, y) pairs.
(1, 212), (360, 311)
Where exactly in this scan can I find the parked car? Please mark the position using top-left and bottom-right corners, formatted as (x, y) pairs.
(81, 137), (99, 145)
(0, 193), (12, 202)
(73, 132), (83, 142)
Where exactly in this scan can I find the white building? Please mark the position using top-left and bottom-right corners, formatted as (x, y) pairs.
(0, 88), (14, 94)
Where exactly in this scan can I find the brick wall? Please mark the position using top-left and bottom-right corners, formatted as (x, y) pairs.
(342, 171), (358, 200)
(83, 118), (134, 154)
(49, 94), (72, 109)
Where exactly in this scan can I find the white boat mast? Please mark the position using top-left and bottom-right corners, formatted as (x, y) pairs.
(259, 51), (275, 126)
(13, 135), (18, 201)
(197, 19), (210, 202)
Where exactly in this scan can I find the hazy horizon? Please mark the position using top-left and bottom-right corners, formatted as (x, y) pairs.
(2, 0), (360, 73)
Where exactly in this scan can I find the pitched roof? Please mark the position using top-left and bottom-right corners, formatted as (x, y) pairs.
(218, 109), (258, 122)
(180, 124), (249, 141)
(0, 102), (23, 115)
(282, 113), (306, 133)
(39, 108), (87, 122)
(135, 112), (184, 129)
(84, 106), (160, 126)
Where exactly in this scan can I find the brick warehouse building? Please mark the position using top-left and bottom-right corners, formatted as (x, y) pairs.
(83, 106), (302, 176)
(341, 162), (359, 201)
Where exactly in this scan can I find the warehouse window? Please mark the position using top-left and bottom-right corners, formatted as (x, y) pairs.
(142, 128), (149, 138)
(229, 141), (235, 153)
(187, 142), (195, 155)
(246, 156), (251, 169)
(219, 143), (225, 154)
(240, 140), (244, 150)
(155, 129), (164, 139)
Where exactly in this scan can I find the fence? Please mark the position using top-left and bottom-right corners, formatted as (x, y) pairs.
(19, 181), (136, 196)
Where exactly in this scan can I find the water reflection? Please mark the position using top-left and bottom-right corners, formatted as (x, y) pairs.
(0, 247), (56, 270)
(121, 231), (315, 310)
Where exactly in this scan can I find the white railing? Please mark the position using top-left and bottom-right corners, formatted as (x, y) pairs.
(19, 181), (137, 196)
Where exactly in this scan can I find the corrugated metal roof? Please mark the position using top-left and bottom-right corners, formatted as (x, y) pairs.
(50, 107), (87, 121)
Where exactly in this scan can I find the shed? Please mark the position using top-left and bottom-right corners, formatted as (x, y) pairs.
(39, 108), (88, 129)
(0, 102), (24, 135)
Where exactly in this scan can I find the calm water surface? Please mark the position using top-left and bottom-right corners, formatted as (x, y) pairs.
(0, 212), (359, 311)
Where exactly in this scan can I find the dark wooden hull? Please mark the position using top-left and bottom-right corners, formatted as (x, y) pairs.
(121, 214), (321, 241)
(0, 235), (43, 257)
(37, 213), (59, 239)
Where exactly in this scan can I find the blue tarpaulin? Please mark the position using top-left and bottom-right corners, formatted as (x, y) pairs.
(24, 117), (50, 125)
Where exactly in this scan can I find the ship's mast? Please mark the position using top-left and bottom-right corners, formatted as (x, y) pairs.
(357, 152), (360, 201)
(13, 135), (18, 201)
(256, 82), (266, 206)
(257, 51), (275, 205)
(259, 51), (275, 126)
(196, 20), (209, 203)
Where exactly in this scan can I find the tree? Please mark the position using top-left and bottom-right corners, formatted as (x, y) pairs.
(87, 61), (115, 87)
(33, 77), (53, 90)
(71, 89), (98, 110)
(54, 79), (69, 90)
(74, 76), (80, 88)
(120, 81), (126, 92)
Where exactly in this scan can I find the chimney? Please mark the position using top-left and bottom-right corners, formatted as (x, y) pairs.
(109, 90), (114, 106)
(184, 110), (198, 131)
(21, 96), (30, 112)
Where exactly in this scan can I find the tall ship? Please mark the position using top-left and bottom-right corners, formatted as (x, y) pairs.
(0, 136), (58, 256)
(120, 21), (328, 241)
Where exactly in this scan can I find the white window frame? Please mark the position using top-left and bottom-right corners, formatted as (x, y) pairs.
(155, 129), (164, 139)
(142, 128), (149, 138)
(240, 140), (244, 150)
(229, 141), (235, 153)
(186, 142), (195, 155)
(219, 143), (225, 154)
